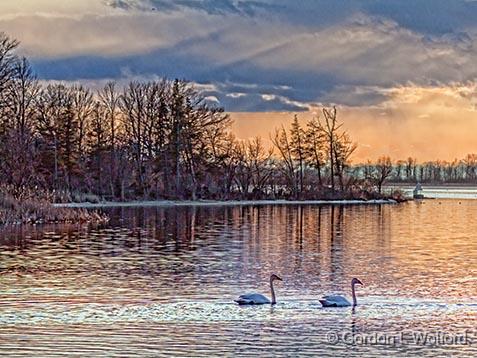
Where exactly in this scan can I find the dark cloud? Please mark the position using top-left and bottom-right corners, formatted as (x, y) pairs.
(108, 0), (283, 16)
(32, 45), (341, 111)
(109, 0), (477, 35)
(363, 0), (477, 35)
(10, 0), (477, 111)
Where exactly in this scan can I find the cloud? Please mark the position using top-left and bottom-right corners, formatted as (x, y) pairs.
(231, 83), (477, 161)
(1, 10), (235, 58)
(107, 0), (283, 16)
(0, 1), (106, 17)
(105, 0), (477, 35)
(3, 0), (475, 160)
(2, 0), (477, 111)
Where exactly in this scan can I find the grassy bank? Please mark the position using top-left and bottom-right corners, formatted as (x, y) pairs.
(0, 186), (108, 226)
(51, 187), (407, 208)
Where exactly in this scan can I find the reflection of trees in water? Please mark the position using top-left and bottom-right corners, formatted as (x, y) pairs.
(0, 204), (393, 284)
(328, 205), (345, 286)
(0, 223), (87, 249)
(375, 204), (391, 249)
(292, 205), (305, 273)
(297, 205), (304, 247)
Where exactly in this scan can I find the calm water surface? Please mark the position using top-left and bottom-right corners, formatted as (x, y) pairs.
(0, 200), (476, 357)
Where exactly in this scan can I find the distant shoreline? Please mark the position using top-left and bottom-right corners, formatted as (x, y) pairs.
(386, 183), (477, 188)
(53, 199), (399, 209)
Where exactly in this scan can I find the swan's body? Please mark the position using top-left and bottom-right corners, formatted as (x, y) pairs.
(235, 293), (271, 305)
(319, 295), (352, 307)
(235, 274), (282, 305)
(320, 278), (363, 307)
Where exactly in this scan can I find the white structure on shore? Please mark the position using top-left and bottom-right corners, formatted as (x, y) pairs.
(413, 183), (424, 199)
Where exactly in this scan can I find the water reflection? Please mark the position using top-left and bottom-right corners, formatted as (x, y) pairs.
(0, 201), (476, 357)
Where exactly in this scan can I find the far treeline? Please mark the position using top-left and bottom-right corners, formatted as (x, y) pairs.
(0, 33), (466, 204)
(356, 156), (477, 189)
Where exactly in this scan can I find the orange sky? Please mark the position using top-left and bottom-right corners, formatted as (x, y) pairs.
(2, 1), (477, 164)
(230, 85), (477, 163)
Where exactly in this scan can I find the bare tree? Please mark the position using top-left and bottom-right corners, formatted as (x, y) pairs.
(333, 132), (357, 191)
(120, 81), (147, 197)
(290, 115), (306, 196)
(305, 115), (326, 186)
(98, 81), (122, 198)
(35, 84), (84, 191)
(320, 106), (342, 191)
(171, 81), (230, 199)
(234, 137), (273, 197)
(0, 58), (39, 136)
(374, 156), (393, 193)
(71, 85), (94, 155)
(272, 126), (298, 198)
(87, 103), (110, 194)
(0, 33), (18, 97)
(205, 131), (238, 197)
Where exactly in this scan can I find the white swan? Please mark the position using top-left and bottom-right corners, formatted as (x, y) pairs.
(235, 274), (283, 305)
(320, 278), (363, 307)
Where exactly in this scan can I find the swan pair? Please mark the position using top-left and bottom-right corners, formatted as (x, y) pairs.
(235, 274), (363, 307)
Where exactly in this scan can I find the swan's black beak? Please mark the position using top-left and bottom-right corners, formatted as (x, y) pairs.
(276, 275), (283, 281)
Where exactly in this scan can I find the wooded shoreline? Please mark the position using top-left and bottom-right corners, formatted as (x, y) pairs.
(0, 32), (406, 205)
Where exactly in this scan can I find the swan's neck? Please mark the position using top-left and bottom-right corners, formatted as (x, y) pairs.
(351, 282), (357, 306)
(270, 279), (276, 305)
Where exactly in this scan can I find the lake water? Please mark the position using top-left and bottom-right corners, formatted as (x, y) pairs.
(0, 200), (476, 357)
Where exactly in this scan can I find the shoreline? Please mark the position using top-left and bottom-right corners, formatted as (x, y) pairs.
(53, 199), (399, 209)
(387, 183), (477, 187)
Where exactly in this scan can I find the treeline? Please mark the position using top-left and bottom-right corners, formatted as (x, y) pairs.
(0, 33), (398, 202)
(356, 155), (477, 187)
(1, 33), (232, 200)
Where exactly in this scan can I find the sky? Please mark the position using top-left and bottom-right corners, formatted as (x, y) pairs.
(2, 0), (477, 161)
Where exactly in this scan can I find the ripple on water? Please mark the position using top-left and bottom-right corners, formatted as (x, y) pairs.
(0, 201), (476, 357)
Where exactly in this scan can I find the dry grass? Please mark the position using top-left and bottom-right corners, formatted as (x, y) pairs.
(0, 185), (108, 226)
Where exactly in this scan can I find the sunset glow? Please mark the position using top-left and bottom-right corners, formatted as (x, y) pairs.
(1, 1), (477, 162)
(232, 83), (477, 162)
